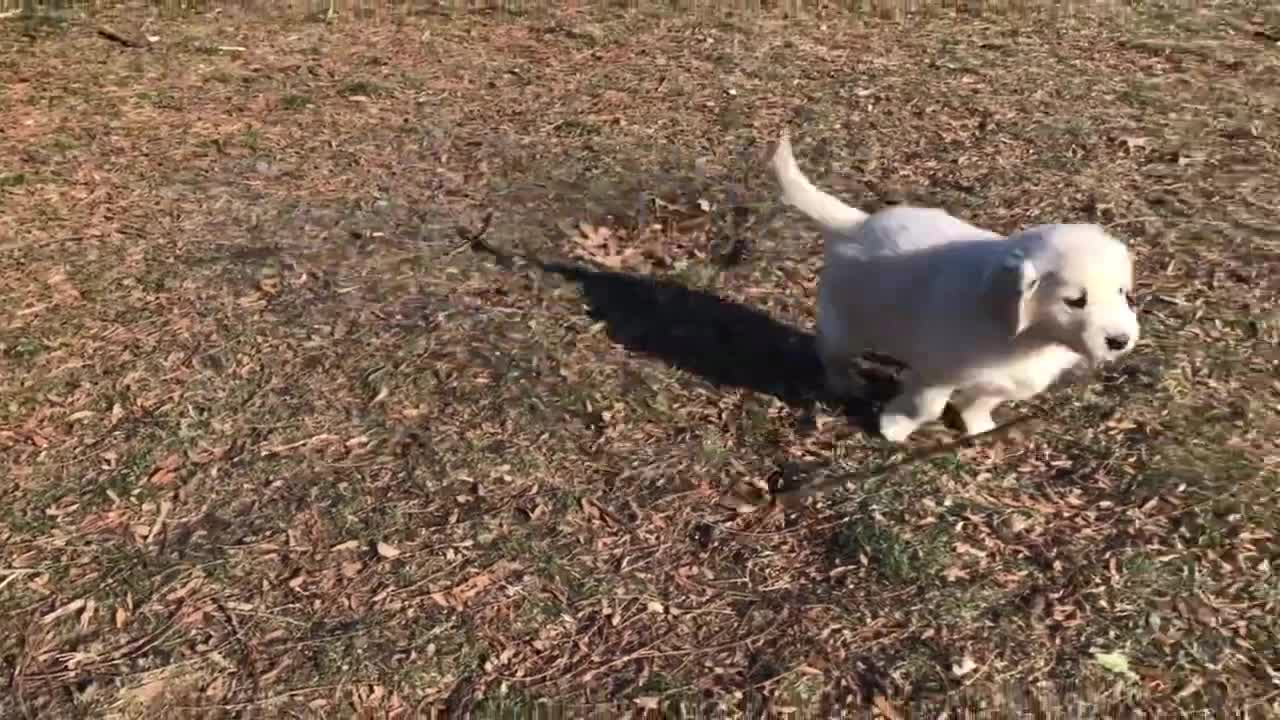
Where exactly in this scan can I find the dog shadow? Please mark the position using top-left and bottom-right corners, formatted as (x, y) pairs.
(535, 260), (898, 434)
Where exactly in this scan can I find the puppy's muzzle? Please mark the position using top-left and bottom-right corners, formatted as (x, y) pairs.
(1105, 333), (1131, 352)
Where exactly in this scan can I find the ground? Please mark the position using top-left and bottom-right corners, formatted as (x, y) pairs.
(2, 1), (1279, 717)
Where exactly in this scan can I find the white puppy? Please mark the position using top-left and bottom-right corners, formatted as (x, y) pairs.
(771, 133), (1140, 442)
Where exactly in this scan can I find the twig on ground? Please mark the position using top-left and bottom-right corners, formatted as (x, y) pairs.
(773, 413), (1046, 505)
(0, 568), (41, 592)
(96, 26), (148, 49)
(576, 625), (780, 684)
(176, 684), (340, 711)
(449, 209), (495, 257)
(774, 367), (1114, 505)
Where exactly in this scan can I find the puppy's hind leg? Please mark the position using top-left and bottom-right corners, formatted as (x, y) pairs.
(879, 376), (953, 443)
(950, 390), (1002, 437)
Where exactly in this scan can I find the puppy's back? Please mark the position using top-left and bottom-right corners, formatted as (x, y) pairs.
(826, 205), (1000, 262)
(820, 207), (1013, 376)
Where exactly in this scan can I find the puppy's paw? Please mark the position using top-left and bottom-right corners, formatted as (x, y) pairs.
(960, 412), (996, 437)
(879, 412), (918, 443)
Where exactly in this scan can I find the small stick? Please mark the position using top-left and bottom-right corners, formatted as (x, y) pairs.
(773, 364), (1108, 505)
(773, 413), (1045, 505)
(96, 26), (148, 49)
(450, 209), (495, 256)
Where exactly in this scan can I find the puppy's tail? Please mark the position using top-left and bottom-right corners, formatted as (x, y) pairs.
(771, 132), (869, 238)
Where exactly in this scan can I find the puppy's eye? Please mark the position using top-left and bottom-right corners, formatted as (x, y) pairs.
(1064, 292), (1088, 309)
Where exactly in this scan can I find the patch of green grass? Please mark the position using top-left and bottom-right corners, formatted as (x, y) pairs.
(19, 13), (71, 38)
(92, 542), (203, 605)
(1117, 79), (1173, 111)
(137, 90), (182, 110)
(183, 41), (239, 56)
(385, 618), (483, 695)
(773, 672), (830, 712)
(1119, 550), (1160, 584)
(281, 93), (313, 110)
(48, 135), (79, 153)
(544, 488), (583, 518)
(471, 687), (544, 718)
(338, 80), (387, 97)
(926, 582), (1010, 628)
(138, 269), (175, 294)
(832, 515), (952, 585)
(5, 336), (46, 359)
(633, 671), (681, 697)
(88, 445), (163, 508)
(0, 478), (65, 538)
(927, 453), (969, 475)
(313, 476), (376, 537)
(672, 262), (718, 289)
(550, 117), (600, 138)
(240, 127), (262, 150)
(699, 429), (731, 467)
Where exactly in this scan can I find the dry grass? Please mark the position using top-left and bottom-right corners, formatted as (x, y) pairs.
(2, 1), (1279, 717)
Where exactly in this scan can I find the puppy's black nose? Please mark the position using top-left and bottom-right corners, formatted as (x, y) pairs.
(1105, 334), (1130, 351)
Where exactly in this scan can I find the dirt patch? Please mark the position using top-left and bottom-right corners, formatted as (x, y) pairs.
(1, 1), (1278, 716)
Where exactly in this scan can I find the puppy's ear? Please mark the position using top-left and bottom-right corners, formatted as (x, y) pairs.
(985, 248), (1040, 337)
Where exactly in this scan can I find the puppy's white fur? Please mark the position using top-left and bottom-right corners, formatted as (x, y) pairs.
(772, 133), (1140, 442)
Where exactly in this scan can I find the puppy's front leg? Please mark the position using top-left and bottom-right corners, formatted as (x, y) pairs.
(879, 380), (953, 443)
(950, 391), (1002, 436)
(819, 350), (856, 399)
(815, 328), (857, 399)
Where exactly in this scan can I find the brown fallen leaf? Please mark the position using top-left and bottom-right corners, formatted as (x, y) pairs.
(147, 467), (177, 487)
(78, 598), (97, 631)
(571, 220), (647, 271)
(117, 675), (170, 708)
(1118, 135), (1153, 152)
(47, 269), (83, 303)
(871, 694), (905, 720)
(429, 561), (521, 609)
(718, 480), (768, 513)
(153, 451), (186, 481)
(375, 541), (402, 559)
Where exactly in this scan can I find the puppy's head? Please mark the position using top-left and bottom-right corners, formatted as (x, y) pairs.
(985, 224), (1139, 365)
